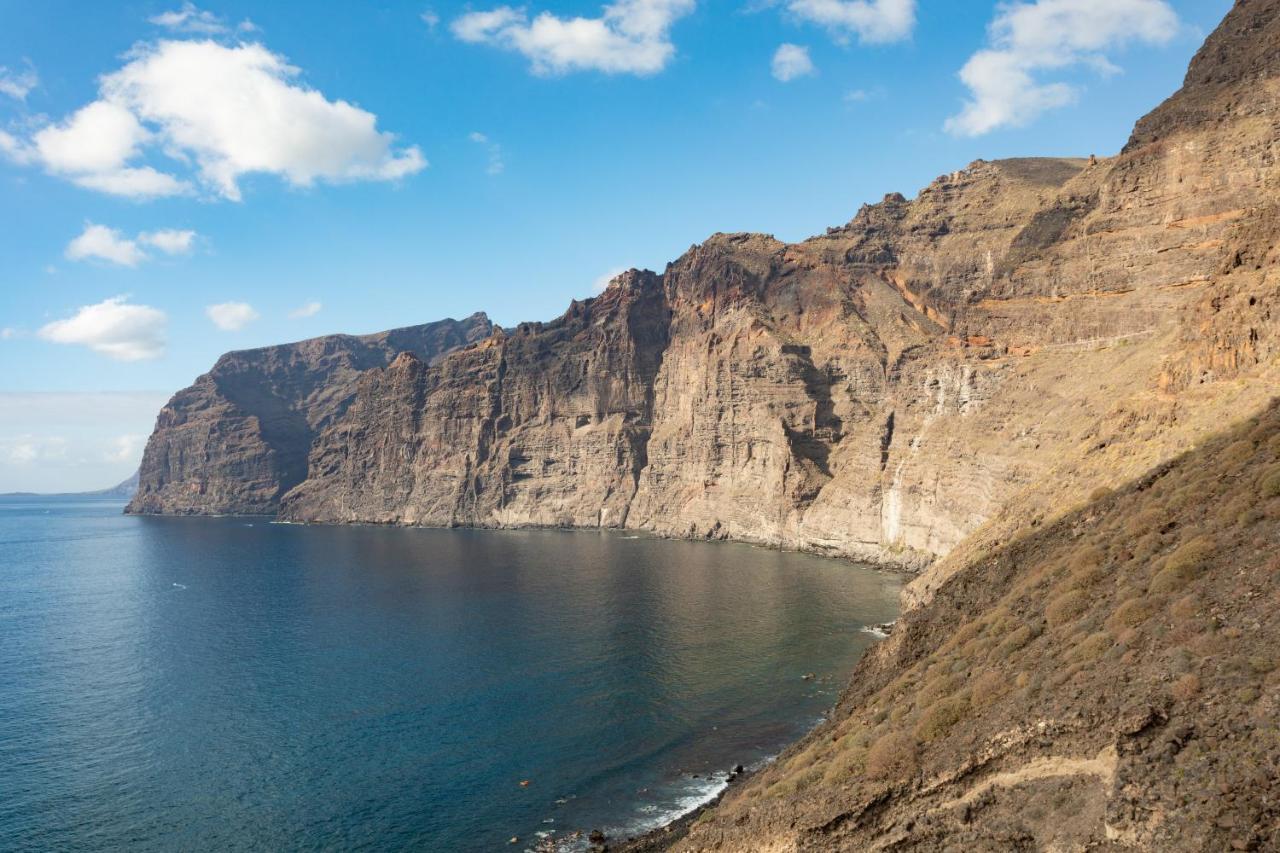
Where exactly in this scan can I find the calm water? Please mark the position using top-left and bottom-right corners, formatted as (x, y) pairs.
(0, 498), (900, 851)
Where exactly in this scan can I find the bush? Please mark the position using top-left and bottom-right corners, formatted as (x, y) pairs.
(1150, 535), (1216, 594)
(1125, 508), (1166, 537)
(971, 670), (1008, 707)
(865, 731), (918, 780)
(1046, 590), (1089, 627)
(1221, 440), (1256, 467)
(1109, 597), (1157, 632)
(1089, 486), (1114, 503)
(1070, 631), (1114, 663)
(914, 696), (970, 742)
(1171, 673), (1201, 701)
(1261, 464), (1280, 498)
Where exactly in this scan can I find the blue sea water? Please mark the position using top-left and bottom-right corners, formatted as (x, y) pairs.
(0, 498), (901, 851)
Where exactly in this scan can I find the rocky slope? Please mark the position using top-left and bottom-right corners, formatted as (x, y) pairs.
(266, 0), (1277, 571)
(127, 313), (493, 515)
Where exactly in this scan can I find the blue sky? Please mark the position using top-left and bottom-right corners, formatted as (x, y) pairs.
(0, 0), (1232, 490)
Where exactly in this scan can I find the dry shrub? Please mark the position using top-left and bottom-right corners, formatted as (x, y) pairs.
(1221, 440), (1256, 467)
(1046, 590), (1089, 627)
(1109, 597), (1157, 632)
(1260, 463), (1280, 498)
(1170, 594), (1201, 623)
(865, 731), (918, 780)
(1150, 534), (1216, 594)
(916, 673), (962, 709)
(914, 695), (970, 742)
(971, 670), (1008, 707)
(1171, 673), (1201, 701)
(1069, 631), (1114, 663)
(997, 622), (1039, 658)
(1089, 486), (1114, 503)
(821, 743), (868, 784)
(1125, 507), (1165, 537)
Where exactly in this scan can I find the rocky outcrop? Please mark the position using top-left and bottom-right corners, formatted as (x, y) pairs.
(126, 313), (493, 515)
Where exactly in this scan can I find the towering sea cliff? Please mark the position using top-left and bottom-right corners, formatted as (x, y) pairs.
(133, 0), (1278, 574)
(127, 313), (493, 515)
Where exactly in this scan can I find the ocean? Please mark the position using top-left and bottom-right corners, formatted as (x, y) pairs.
(0, 497), (900, 851)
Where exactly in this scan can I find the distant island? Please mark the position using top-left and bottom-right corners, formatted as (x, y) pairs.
(1, 470), (139, 500)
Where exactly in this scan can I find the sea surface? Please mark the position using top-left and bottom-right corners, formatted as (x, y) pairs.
(0, 497), (901, 851)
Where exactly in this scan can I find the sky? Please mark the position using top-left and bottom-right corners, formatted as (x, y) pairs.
(0, 0), (1234, 491)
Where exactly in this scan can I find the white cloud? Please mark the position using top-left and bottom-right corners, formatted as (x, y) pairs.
(3, 435), (68, 465)
(39, 296), (168, 361)
(786, 0), (915, 44)
(289, 300), (323, 318)
(452, 0), (695, 76)
(946, 0), (1179, 137)
(593, 266), (629, 293)
(65, 223), (199, 266)
(469, 131), (505, 175)
(104, 433), (145, 464)
(65, 224), (147, 267)
(0, 328), (16, 340)
(0, 392), (170, 493)
(138, 228), (196, 254)
(150, 2), (230, 34)
(0, 63), (38, 100)
(206, 301), (259, 331)
(0, 39), (425, 200)
(772, 43), (815, 81)
(421, 9), (441, 30)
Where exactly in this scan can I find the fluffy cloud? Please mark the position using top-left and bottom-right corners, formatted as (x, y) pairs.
(139, 229), (196, 254)
(65, 224), (148, 267)
(786, 0), (915, 44)
(0, 39), (425, 200)
(452, 0), (695, 76)
(65, 223), (198, 266)
(0, 64), (37, 100)
(206, 301), (259, 331)
(289, 300), (323, 318)
(469, 131), (505, 175)
(772, 43), (815, 81)
(946, 0), (1179, 137)
(39, 296), (168, 361)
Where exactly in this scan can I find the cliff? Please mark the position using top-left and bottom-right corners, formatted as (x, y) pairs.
(615, 1), (1280, 849)
(127, 313), (493, 515)
(131, 0), (1279, 573)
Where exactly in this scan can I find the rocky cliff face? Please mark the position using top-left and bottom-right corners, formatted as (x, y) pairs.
(127, 313), (493, 515)
(136, 1), (1278, 582)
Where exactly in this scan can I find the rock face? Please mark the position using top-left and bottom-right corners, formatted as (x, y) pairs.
(136, 0), (1279, 581)
(127, 314), (493, 515)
